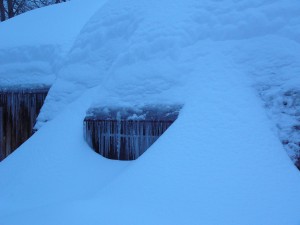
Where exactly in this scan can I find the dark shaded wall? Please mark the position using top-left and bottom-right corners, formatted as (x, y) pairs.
(0, 88), (48, 160)
(84, 106), (181, 160)
(84, 119), (174, 160)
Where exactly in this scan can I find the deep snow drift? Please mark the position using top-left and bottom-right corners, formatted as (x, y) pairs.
(0, 0), (107, 87)
(1, 0), (300, 224)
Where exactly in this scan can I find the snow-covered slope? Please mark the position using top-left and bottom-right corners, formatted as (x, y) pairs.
(37, 0), (300, 127)
(1, 0), (300, 224)
(0, 0), (107, 87)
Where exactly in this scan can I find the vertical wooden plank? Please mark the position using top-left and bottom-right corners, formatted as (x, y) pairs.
(83, 118), (176, 160)
(0, 107), (3, 160)
(0, 88), (49, 161)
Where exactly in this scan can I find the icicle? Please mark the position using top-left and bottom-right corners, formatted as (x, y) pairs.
(83, 105), (182, 160)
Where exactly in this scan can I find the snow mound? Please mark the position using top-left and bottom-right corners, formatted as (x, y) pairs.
(38, 0), (300, 126)
(1, 0), (300, 224)
(0, 0), (107, 87)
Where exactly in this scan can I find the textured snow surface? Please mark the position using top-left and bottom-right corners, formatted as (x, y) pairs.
(38, 0), (300, 126)
(1, 0), (300, 224)
(0, 0), (107, 87)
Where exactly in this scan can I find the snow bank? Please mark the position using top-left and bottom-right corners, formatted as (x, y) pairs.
(225, 36), (300, 162)
(0, 0), (107, 87)
(1, 54), (300, 225)
(1, 0), (300, 224)
(38, 0), (300, 125)
(0, 45), (59, 87)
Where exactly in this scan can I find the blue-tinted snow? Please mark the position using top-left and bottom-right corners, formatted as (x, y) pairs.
(0, 0), (107, 87)
(0, 0), (300, 224)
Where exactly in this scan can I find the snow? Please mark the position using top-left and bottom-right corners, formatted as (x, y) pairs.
(0, 0), (107, 87)
(0, 0), (107, 49)
(219, 36), (300, 162)
(1, 0), (300, 224)
(37, 0), (300, 125)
